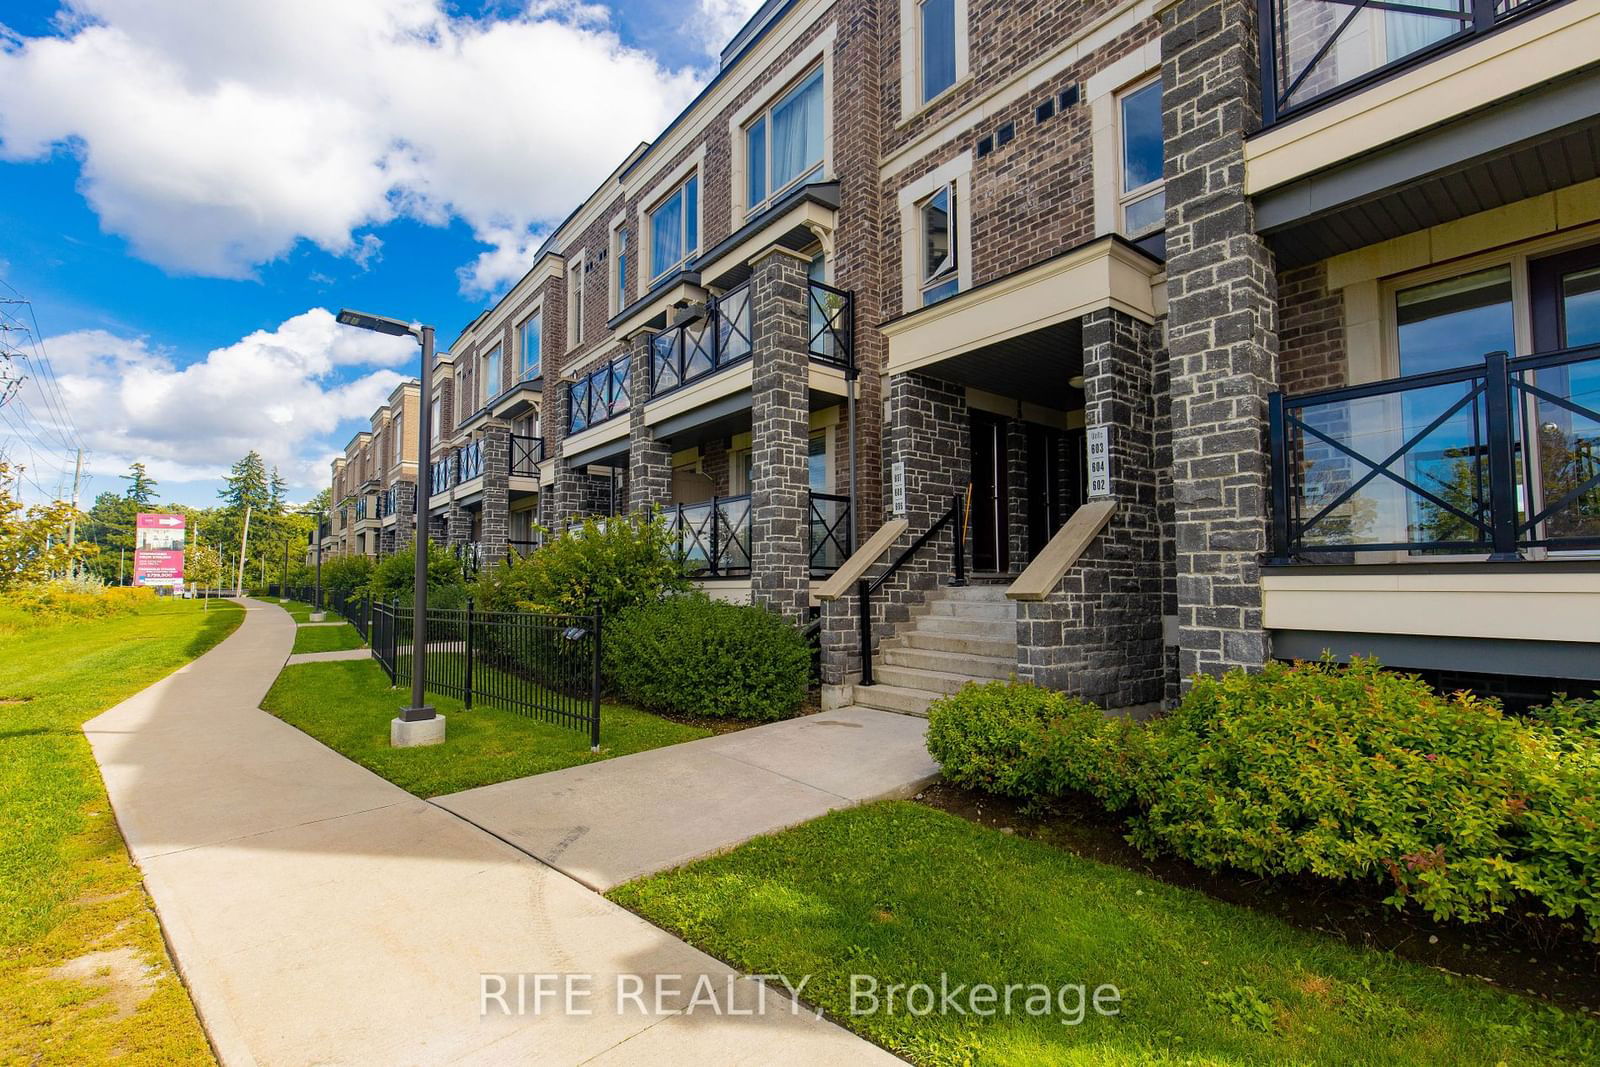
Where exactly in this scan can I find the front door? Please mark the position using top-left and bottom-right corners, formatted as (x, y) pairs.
(1025, 426), (1087, 560)
(970, 413), (1009, 573)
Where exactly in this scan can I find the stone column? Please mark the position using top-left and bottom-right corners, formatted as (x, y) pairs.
(626, 333), (671, 516)
(1006, 417), (1029, 573)
(544, 379), (594, 533)
(1015, 310), (1167, 708)
(394, 480), (417, 547)
(1162, 0), (1279, 680)
(480, 420), (510, 567)
(748, 247), (811, 625)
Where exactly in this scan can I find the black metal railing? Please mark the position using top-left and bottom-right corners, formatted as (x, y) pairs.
(666, 494), (752, 578)
(453, 541), (484, 579)
(858, 495), (966, 686)
(649, 284), (753, 399)
(458, 440), (483, 483)
(430, 455), (453, 496)
(379, 486), (396, 519)
(1259, 0), (1557, 125)
(569, 354), (632, 434)
(807, 280), (855, 373)
(511, 434), (544, 476)
(355, 496), (368, 521)
(368, 598), (601, 747)
(1269, 344), (1600, 560)
(808, 492), (852, 576)
(508, 538), (543, 557)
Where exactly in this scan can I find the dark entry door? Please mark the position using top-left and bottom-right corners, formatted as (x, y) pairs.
(1025, 425), (1086, 560)
(970, 413), (1009, 572)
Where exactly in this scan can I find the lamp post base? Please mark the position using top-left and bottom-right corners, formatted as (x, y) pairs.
(309, 611), (327, 622)
(391, 712), (445, 748)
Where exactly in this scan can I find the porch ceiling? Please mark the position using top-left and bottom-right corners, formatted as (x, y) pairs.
(917, 319), (1085, 411)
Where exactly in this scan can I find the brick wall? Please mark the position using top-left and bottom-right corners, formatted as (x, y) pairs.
(1278, 262), (1346, 394)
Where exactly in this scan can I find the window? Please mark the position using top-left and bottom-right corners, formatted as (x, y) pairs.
(430, 396), (441, 440)
(1118, 79), (1165, 237)
(919, 184), (959, 306)
(613, 227), (629, 314)
(482, 345), (501, 406)
(745, 66), (825, 211)
(649, 175), (699, 281)
(920, 0), (957, 103)
(808, 430), (829, 492)
(392, 414), (403, 465)
(1396, 267), (1515, 376)
(569, 258), (586, 349)
(518, 312), (542, 380)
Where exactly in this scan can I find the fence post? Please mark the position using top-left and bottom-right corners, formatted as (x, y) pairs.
(590, 609), (602, 752)
(857, 577), (874, 686)
(463, 596), (475, 709)
(1483, 350), (1522, 561)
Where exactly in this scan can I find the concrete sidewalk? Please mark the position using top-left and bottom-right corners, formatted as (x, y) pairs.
(435, 710), (939, 891)
(84, 599), (900, 1066)
(285, 647), (371, 665)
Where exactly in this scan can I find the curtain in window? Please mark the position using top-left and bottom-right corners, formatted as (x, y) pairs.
(770, 70), (823, 191)
(921, 0), (957, 102)
(746, 118), (767, 205)
(651, 191), (683, 277)
(1386, 0), (1464, 63)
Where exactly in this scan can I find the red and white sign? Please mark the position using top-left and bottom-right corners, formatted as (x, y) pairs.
(134, 513), (187, 587)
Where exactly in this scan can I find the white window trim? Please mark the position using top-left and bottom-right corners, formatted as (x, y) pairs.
(567, 251), (586, 352)
(516, 303), (544, 381)
(1089, 43), (1164, 239)
(634, 146), (707, 287)
(897, 154), (973, 315)
(1116, 75), (1165, 238)
(898, 0), (970, 123)
(609, 212), (630, 314)
(729, 27), (838, 219)
(482, 344), (502, 406)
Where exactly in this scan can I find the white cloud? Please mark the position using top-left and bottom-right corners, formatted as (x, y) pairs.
(693, 0), (768, 59)
(0, 1), (703, 286)
(37, 309), (415, 497)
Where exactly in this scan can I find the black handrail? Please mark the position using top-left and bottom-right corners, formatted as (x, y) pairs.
(858, 495), (966, 687)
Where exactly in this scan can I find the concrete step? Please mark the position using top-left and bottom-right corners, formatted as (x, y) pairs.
(852, 683), (939, 717)
(911, 615), (1016, 639)
(902, 630), (1017, 658)
(926, 598), (1015, 620)
(872, 664), (991, 696)
(937, 583), (1014, 602)
(881, 645), (1015, 680)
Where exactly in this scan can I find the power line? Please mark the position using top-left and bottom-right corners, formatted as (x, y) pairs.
(0, 278), (88, 506)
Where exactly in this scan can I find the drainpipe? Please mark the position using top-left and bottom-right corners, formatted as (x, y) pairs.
(846, 371), (857, 552)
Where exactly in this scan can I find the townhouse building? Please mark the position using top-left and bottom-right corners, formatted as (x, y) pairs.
(327, 381), (422, 560)
(336, 0), (1600, 713)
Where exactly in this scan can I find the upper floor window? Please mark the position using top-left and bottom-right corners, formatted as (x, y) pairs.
(392, 413), (403, 465)
(612, 226), (629, 314)
(650, 175), (699, 282)
(430, 395), (440, 440)
(745, 66), (825, 212)
(1118, 79), (1165, 237)
(919, 0), (957, 103)
(569, 258), (586, 349)
(519, 311), (542, 380)
(482, 345), (501, 405)
(919, 183), (959, 305)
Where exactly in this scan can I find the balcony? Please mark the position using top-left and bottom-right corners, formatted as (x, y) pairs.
(1267, 343), (1600, 560)
(568, 354), (631, 435)
(457, 440), (483, 484)
(665, 492), (854, 580)
(378, 486), (396, 519)
(429, 456), (452, 497)
(511, 433), (544, 477)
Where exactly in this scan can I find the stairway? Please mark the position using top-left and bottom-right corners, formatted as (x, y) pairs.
(852, 583), (1017, 717)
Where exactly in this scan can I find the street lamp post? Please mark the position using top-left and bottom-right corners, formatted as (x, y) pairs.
(337, 308), (442, 747)
(311, 511), (325, 619)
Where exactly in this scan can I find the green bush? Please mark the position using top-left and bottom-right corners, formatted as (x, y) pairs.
(1529, 693), (1600, 732)
(366, 540), (467, 609)
(604, 595), (809, 721)
(926, 682), (1143, 809)
(321, 553), (373, 596)
(474, 512), (689, 620)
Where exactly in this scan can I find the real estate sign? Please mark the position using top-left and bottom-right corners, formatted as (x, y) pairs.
(134, 512), (187, 587)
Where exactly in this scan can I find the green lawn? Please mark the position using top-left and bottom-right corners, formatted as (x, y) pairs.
(291, 621), (364, 654)
(609, 802), (1600, 1067)
(0, 599), (243, 1066)
(261, 658), (712, 796)
(275, 598), (317, 622)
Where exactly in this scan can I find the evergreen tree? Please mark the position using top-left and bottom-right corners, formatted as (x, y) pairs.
(120, 461), (159, 505)
(269, 466), (289, 514)
(219, 451), (272, 514)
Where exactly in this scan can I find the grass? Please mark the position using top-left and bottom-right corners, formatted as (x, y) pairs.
(290, 621), (364, 654)
(609, 802), (1600, 1066)
(261, 657), (712, 796)
(275, 598), (317, 622)
(0, 598), (244, 1066)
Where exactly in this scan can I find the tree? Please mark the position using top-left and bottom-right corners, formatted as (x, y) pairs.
(79, 490), (137, 582)
(302, 488), (332, 516)
(186, 544), (222, 592)
(218, 451), (272, 515)
(0, 461), (97, 589)
(120, 461), (159, 505)
(269, 466), (289, 513)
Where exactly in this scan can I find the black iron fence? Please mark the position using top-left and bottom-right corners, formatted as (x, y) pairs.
(511, 434), (544, 476)
(1269, 344), (1600, 559)
(666, 494), (752, 578)
(367, 598), (601, 746)
(430, 456), (452, 496)
(569, 354), (632, 433)
(1259, 0), (1556, 125)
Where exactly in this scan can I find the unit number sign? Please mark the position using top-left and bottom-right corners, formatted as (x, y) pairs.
(1087, 427), (1111, 497)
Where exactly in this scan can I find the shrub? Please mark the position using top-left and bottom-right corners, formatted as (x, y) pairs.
(321, 553), (373, 596)
(1529, 694), (1600, 733)
(474, 512), (689, 620)
(366, 540), (466, 609)
(927, 682), (1144, 810)
(0, 581), (155, 628)
(604, 595), (809, 721)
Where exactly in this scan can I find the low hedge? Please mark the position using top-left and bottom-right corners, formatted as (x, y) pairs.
(604, 595), (809, 722)
(925, 659), (1600, 938)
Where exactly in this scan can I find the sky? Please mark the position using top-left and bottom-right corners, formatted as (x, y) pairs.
(0, 0), (764, 508)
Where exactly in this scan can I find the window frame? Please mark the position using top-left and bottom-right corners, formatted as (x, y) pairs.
(611, 221), (629, 315)
(742, 64), (827, 216)
(648, 174), (700, 283)
(899, 0), (968, 120)
(918, 0), (958, 105)
(918, 181), (960, 306)
(1116, 76), (1166, 239)
(517, 309), (542, 381)
(567, 254), (586, 351)
(481, 344), (502, 407)
(392, 413), (403, 466)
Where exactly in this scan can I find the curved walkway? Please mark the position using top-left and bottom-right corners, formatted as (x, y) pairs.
(84, 599), (899, 1066)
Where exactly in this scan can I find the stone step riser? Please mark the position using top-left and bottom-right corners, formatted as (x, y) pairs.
(852, 685), (937, 718)
(901, 631), (1017, 657)
(872, 666), (988, 695)
(911, 616), (1016, 639)
(926, 600), (1016, 620)
(880, 647), (1014, 679)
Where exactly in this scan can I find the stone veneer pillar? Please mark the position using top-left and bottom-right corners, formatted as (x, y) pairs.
(1015, 310), (1167, 707)
(480, 420), (510, 567)
(394, 481), (417, 547)
(748, 247), (811, 625)
(543, 378), (595, 533)
(1161, 0), (1279, 679)
(626, 333), (671, 515)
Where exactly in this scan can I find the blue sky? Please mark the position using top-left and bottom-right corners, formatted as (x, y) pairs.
(0, 0), (759, 507)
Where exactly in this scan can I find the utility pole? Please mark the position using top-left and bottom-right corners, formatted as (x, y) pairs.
(235, 505), (252, 596)
(65, 448), (84, 575)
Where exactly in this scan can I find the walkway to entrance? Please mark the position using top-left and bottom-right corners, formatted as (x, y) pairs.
(82, 599), (901, 1065)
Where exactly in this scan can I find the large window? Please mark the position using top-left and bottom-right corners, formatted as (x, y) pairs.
(482, 345), (501, 406)
(392, 413), (402, 466)
(1396, 267), (1515, 376)
(649, 175), (699, 281)
(745, 66), (825, 211)
(430, 395), (440, 439)
(518, 311), (541, 380)
(919, 183), (959, 306)
(920, 0), (957, 103)
(569, 258), (586, 349)
(1119, 79), (1165, 237)
(613, 226), (629, 314)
